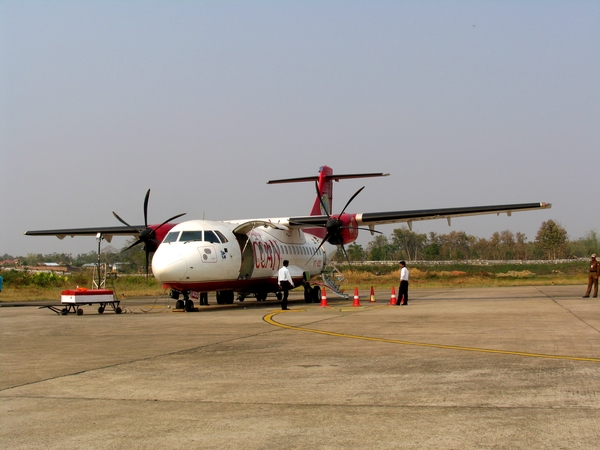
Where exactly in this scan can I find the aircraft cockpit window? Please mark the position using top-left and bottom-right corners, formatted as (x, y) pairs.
(204, 230), (220, 244)
(215, 230), (229, 243)
(180, 231), (203, 242)
(164, 232), (180, 243)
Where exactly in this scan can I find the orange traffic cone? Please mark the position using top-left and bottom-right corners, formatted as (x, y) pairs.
(320, 287), (328, 307)
(400, 294), (406, 305)
(390, 286), (397, 305)
(353, 287), (361, 307)
(369, 286), (376, 302)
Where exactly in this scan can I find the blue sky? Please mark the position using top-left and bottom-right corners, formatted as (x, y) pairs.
(1, 1), (598, 257)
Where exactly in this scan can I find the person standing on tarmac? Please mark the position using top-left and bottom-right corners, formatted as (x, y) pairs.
(397, 261), (409, 305)
(278, 260), (294, 310)
(583, 254), (599, 298)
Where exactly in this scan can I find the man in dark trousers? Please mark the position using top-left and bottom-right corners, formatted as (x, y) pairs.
(397, 260), (409, 305)
(583, 254), (599, 298)
(277, 260), (294, 310)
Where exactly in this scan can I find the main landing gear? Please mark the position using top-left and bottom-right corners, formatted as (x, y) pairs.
(303, 284), (321, 303)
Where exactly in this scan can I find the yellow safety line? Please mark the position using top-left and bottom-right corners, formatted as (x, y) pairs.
(263, 310), (600, 363)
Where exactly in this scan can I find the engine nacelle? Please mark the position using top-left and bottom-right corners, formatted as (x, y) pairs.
(326, 213), (359, 246)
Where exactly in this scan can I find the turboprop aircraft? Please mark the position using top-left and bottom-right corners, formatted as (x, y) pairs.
(25, 165), (551, 309)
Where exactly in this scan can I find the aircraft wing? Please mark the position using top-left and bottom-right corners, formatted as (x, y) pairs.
(288, 202), (551, 229)
(24, 226), (144, 243)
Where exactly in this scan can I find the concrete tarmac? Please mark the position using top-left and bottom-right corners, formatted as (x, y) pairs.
(1, 285), (599, 449)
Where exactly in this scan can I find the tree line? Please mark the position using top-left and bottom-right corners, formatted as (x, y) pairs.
(1, 243), (149, 273)
(346, 220), (598, 262)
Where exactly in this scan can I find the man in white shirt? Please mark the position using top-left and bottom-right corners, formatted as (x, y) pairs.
(277, 260), (294, 310)
(397, 261), (409, 305)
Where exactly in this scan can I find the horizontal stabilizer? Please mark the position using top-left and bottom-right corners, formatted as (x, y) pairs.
(267, 172), (389, 184)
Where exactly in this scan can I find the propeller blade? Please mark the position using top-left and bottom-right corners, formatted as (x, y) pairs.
(315, 231), (334, 253)
(339, 186), (365, 216)
(122, 239), (143, 253)
(143, 189), (150, 228)
(145, 247), (150, 280)
(315, 180), (331, 218)
(339, 244), (350, 264)
(112, 211), (138, 232)
(153, 213), (187, 233)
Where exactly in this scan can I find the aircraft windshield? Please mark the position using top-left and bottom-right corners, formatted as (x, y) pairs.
(215, 230), (228, 243)
(203, 230), (220, 243)
(164, 230), (226, 243)
(163, 232), (180, 243)
(180, 231), (203, 242)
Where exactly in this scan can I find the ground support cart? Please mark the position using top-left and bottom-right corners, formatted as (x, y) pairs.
(43, 289), (121, 315)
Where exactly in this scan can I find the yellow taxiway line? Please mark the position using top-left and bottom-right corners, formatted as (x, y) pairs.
(263, 309), (600, 363)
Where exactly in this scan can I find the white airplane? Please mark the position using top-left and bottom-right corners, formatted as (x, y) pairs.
(25, 165), (551, 309)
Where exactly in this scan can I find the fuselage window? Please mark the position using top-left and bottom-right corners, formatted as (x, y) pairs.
(215, 230), (229, 243)
(180, 231), (203, 242)
(204, 230), (220, 243)
(164, 231), (180, 243)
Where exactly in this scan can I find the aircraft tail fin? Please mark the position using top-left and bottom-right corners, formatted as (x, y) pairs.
(268, 166), (390, 217)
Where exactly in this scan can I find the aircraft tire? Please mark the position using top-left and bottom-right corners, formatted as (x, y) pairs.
(304, 287), (312, 303)
(175, 300), (185, 309)
(312, 286), (321, 303)
(185, 300), (195, 312)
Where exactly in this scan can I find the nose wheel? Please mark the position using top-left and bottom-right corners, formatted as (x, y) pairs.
(170, 289), (197, 311)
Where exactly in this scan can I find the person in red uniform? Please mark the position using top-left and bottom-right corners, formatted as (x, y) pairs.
(583, 254), (599, 298)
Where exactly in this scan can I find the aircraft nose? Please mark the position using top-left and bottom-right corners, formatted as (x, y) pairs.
(152, 254), (187, 282)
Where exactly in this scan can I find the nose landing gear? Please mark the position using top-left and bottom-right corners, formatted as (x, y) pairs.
(170, 289), (196, 312)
